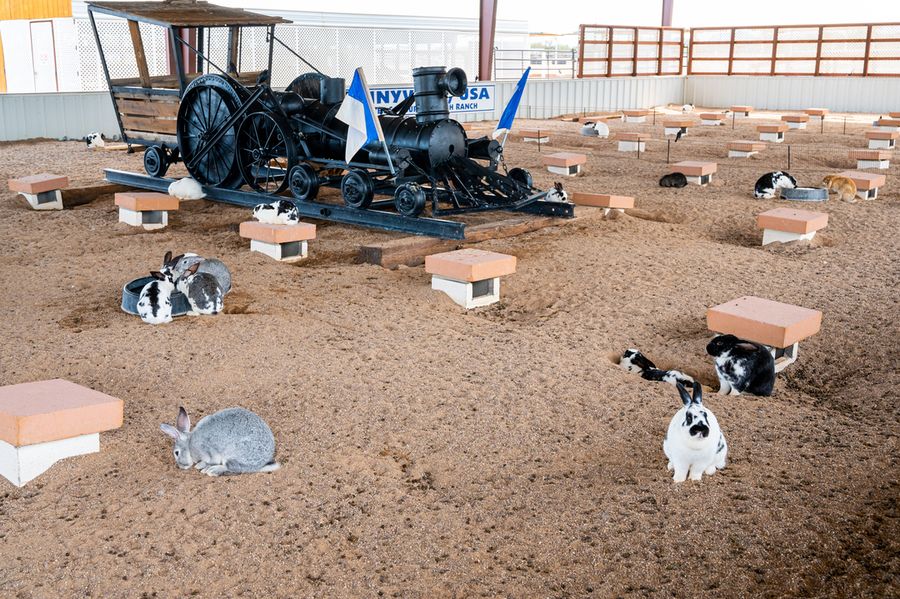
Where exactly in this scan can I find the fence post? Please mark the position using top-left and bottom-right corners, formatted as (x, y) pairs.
(732, 112), (736, 130)
(843, 117), (847, 135)
(787, 144), (791, 171)
(667, 139), (671, 164)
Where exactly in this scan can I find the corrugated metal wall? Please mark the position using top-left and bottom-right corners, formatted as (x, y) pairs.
(684, 76), (900, 114)
(0, 92), (117, 141)
(0, 77), (687, 141)
(0, 0), (71, 20)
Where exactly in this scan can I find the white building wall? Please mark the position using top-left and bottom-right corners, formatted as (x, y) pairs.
(0, 18), (80, 93)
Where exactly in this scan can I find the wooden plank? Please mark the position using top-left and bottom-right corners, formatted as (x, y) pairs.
(606, 27), (613, 77)
(128, 20), (151, 88)
(60, 183), (131, 207)
(578, 25), (585, 78)
(122, 130), (178, 145)
(116, 98), (180, 117)
(770, 27), (779, 75)
(632, 27), (639, 76)
(358, 212), (595, 269)
(863, 25), (873, 76)
(814, 26), (824, 76)
(227, 26), (240, 74)
(120, 114), (177, 134)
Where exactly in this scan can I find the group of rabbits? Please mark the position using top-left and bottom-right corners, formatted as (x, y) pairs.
(620, 333), (776, 483)
(136, 252), (232, 325)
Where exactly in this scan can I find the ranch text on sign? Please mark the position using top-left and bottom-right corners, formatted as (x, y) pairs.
(370, 85), (495, 114)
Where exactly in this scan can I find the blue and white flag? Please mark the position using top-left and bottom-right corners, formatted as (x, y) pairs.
(493, 67), (531, 141)
(335, 67), (389, 168)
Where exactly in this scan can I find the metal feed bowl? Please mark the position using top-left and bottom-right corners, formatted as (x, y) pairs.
(121, 276), (192, 317)
(781, 187), (829, 201)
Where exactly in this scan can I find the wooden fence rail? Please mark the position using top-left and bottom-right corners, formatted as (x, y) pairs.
(578, 22), (900, 77)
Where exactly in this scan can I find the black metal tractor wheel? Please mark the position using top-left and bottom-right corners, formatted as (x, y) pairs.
(508, 167), (533, 189)
(176, 74), (245, 189)
(236, 112), (297, 195)
(340, 170), (374, 209)
(288, 163), (320, 201)
(393, 183), (427, 217)
(143, 146), (169, 177)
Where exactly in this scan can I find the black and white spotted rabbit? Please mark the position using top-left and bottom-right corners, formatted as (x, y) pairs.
(706, 335), (775, 396)
(753, 171), (797, 199)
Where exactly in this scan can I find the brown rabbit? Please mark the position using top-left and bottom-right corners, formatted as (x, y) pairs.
(822, 175), (858, 203)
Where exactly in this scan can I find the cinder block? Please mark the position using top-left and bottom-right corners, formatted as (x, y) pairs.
(114, 192), (179, 230)
(731, 105), (752, 116)
(519, 129), (549, 143)
(571, 192), (634, 216)
(700, 113), (726, 125)
(623, 109), (650, 123)
(617, 133), (645, 152)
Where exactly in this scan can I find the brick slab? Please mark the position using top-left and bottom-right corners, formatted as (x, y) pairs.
(672, 161), (717, 176)
(707, 296), (822, 349)
(0, 379), (123, 447)
(838, 171), (886, 190)
(8, 174), (69, 195)
(114, 192), (180, 211)
(757, 207), (828, 235)
(541, 152), (587, 168)
(239, 221), (316, 244)
(571, 193), (634, 209)
(425, 248), (516, 282)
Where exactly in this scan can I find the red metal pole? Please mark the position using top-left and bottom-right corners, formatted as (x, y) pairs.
(478, 0), (498, 81)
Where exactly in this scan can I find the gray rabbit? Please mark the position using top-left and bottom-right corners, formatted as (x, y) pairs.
(162, 251), (232, 294)
(160, 406), (280, 476)
(176, 262), (224, 315)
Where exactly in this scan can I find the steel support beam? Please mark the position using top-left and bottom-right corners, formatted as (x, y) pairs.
(103, 170), (467, 239)
(661, 0), (674, 26)
(478, 0), (498, 81)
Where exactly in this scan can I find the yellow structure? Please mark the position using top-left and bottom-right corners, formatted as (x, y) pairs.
(0, 36), (5, 92)
(0, 0), (71, 21)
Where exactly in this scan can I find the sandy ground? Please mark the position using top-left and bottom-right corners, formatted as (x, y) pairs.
(0, 109), (898, 598)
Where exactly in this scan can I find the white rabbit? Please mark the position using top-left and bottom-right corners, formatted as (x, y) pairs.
(663, 383), (727, 483)
(580, 121), (609, 138)
(160, 406), (280, 477)
(546, 181), (568, 202)
(681, 104), (694, 113)
(136, 271), (175, 325)
(168, 177), (206, 200)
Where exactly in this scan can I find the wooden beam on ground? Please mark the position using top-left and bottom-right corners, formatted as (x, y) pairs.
(61, 183), (132, 207)
(359, 208), (602, 269)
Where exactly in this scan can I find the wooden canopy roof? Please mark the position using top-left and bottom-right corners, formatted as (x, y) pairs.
(86, 1), (290, 28)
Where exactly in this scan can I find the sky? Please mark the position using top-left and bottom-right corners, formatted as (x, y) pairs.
(221, 0), (900, 34)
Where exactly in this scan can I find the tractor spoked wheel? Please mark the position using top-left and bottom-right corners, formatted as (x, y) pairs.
(176, 75), (244, 189)
(143, 146), (169, 178)
(288, 163), (320, 201)
(340, 170), (374, 209)
(393, 183), (426, 217)
(236, 112), (297, 195)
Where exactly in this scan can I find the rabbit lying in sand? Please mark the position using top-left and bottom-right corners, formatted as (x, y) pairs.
(160, 406), (280, 476)
(619, 349), (695, 388)
(663, 383), (727, 483)
(822, 175), (858, 203)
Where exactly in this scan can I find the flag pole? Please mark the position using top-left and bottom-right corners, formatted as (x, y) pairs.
(358, 68), (396, 176)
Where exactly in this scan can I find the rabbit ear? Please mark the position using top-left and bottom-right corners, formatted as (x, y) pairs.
(176, 407), (191, 433)
(676, 383), (692, 407)
(160, 423), (180, 440)
(736, 342), (758, 352)
(185, 262), (200, 276)
(692, 382), (703, 404)
(163, 251), (172, 265)
(150, 271), (166, 281)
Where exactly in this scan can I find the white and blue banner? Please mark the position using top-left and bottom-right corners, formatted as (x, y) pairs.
(335, 67), (389, 167)
(370, 84), (495, 115)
